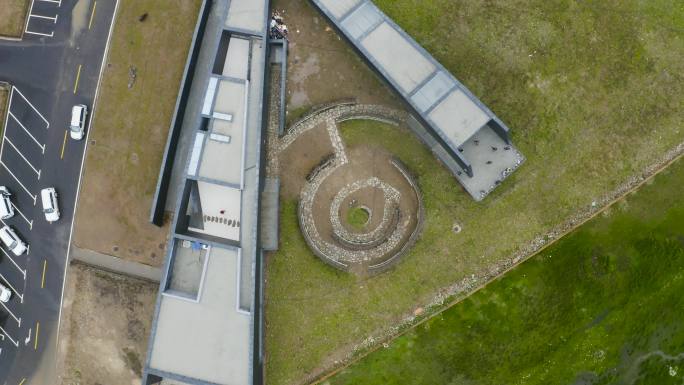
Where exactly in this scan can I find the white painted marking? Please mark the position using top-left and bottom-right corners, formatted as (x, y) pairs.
(23, 30), (55, 38)
(9, 201), (34, 230)
(23, 0), (37, 36)
(29, 14), (58, 22)
(0, 298), (21, 326)
(0, 325), (18, 347)
(11, 87), (50, 128)
(5, 138), (41, 179)
(8, 111), (45, 152)
(0, 88), (12, 175)
(37, 0), (61, 3)
(0, 162), (37, 204)
(24, 328), (32, 345)
(0, 237), (27, 279)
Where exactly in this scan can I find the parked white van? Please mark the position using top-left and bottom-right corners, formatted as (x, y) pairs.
(0, 186), (14, 220)
(0, 226), (27, 256)
(40, 187), (60, 222)
(0, 282), (11, 303)
(70, 104), (88, 140)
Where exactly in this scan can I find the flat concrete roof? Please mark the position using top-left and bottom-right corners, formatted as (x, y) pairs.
(225, 0), (266, 35)
(149, 247), (250, 385)
(223, 37), (250, 79)
(191, 181), (242, 241)
(197, 77), (247, 187)
(361, 22), (435, 94)
(144, 0), (268, 383)
(428, 88), (490, 147)
(323, 0), (361, 19)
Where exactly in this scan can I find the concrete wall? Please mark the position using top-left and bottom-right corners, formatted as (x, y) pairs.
(149, 0), (213, 226)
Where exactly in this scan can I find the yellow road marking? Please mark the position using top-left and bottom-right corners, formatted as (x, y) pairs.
(41, 260), (47, 288)
(88, 1), (97, 30)
(19, 379), (25, 385)
(73, 64), (82, 94)
(34, 322), (39, 350)
(60, 130), (68, 159)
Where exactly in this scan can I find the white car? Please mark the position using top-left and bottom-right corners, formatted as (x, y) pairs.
(69, 104), (88, 140)
(0, 226), (27, 256)
(0, 186), (14, 220)
(40, 187), (60, 222)
(0, 283), (11, 303)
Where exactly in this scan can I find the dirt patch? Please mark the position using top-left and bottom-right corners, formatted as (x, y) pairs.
(272, 0), (402, 122)
(0, 85), (8, 135)
(56, 262), (157, 385)
(279, 121), (334, 198)
(73, 0), (202, 267)
(308, 144), (420, 267)
(0, 0), (29, 39)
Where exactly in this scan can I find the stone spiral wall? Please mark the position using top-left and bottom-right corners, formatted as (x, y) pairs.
(288, 103), (423, 274)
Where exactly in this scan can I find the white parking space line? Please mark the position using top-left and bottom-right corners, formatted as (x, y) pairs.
(0, 243), (27, 281)
(0, 299), (21, 327)
(24, 30), (55, 38)
(0, 271), (24, 305)
(29, 14), (58, 22)
(7, 111), (46, 153)
(4, 138), (41, 180)
(0, 325), (18, 347)
(10, 87), (50, 129)
(9, 202), (34, 230)
(0, 162), (37, 205)
(7, 112), (46, 153)
(24, 0), (60, 38)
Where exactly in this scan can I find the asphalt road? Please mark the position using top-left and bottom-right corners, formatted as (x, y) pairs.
(0, 0), (116, 383)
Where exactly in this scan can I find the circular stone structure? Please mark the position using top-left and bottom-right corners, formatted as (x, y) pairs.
(290, 105), (424, 275)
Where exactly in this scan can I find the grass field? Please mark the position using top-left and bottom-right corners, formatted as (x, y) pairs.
(265, 1), (684, 383)
(347, 207), (370, 230)
(73, 0), (201, 266)
(0, 0), (29, 38)
(328, 156), (684, 384)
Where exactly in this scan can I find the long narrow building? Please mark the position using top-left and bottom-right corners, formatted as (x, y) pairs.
(310, 0), (524, 200)
(143, 0), (268, 384)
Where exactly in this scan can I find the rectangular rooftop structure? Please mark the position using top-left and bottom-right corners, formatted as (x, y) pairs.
(225, 0), (267, 35)
(310, 0), (524, 200)
(144, 0), (268, 384)
(151, 246), (250, 384)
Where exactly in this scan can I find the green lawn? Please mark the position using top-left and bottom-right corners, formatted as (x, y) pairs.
(265, 1), (684, 383)
(328, 156), (684, 384)
(347, 207), (370, 230)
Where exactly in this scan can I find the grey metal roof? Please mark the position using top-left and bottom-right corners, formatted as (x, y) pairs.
(314, 0), (510, 150)
(310, 0), (524, 200)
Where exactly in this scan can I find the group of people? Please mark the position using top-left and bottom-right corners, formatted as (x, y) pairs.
(270, 11), (288, 39)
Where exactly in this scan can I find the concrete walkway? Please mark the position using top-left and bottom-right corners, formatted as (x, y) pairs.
(70, 246), (162, 282)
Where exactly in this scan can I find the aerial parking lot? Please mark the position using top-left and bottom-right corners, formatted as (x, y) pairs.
(2, 87), (50, 204)
(0, 86), (53, 379)
(24, 0), (63, 38)
(0, 0), (116, 382)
